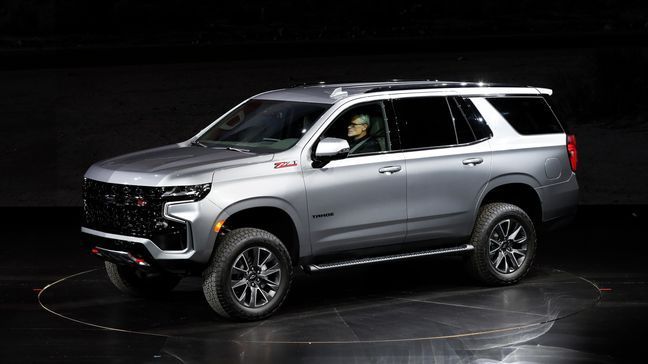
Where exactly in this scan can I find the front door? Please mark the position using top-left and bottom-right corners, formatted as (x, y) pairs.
(302, 101), (407, 256)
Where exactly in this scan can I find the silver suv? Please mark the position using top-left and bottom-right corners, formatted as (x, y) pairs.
(82, 81), (579, 321)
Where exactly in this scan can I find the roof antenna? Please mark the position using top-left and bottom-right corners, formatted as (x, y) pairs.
(330, 87), (348, 99)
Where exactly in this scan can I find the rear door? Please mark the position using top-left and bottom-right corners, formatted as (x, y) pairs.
(391, 96), (493, 245)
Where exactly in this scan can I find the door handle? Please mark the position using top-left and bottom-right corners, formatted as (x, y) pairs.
(462, 158), (484, 166)
(378, 166), (402, 175)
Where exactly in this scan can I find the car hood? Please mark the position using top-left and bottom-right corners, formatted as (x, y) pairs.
(85, 144), (274, 186)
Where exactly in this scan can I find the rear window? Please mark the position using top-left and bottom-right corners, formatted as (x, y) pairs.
(487, 97), (563, 135)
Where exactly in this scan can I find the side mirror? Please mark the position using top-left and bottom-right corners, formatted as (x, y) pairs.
(313, 137), (350, 168)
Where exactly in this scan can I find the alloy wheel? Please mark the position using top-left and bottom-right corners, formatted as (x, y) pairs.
(229, 247), (282, 308)
(488, 218), (528, 274)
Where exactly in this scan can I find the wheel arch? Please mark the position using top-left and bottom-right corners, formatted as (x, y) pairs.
(477, 176), (543, 227)
(212, 198), (308, 266)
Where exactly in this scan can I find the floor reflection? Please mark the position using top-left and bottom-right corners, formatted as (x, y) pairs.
(40, 261), (601, 363)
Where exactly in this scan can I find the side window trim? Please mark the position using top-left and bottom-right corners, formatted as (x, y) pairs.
(448, 97), (478, 140)
(377, 101), (392, 151)
(384, 99), (402, 151)
(397, 136), (490, 154)
(445, 97), (460, 145)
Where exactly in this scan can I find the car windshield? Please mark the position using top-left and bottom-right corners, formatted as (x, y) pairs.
(197, 99), (330, 153)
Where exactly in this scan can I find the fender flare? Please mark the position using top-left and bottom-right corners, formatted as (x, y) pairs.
(473, 173), (543, 224)
(212, 197), (310, 260)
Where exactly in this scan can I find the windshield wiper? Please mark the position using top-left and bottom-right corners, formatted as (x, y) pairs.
(210, 146), (253, 153)
(191, 140), (253, 153)
(191, 140), (208, 148)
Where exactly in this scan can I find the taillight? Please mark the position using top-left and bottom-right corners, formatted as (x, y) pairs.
(567, 134), (578, 172)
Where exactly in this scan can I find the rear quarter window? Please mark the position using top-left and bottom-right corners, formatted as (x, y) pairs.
(487, 97), (564, 135)
(451, 97), (492, 141)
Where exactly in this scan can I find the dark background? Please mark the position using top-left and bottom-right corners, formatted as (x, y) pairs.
(2, 3), (648, 363)
(1, 0), (647, 206)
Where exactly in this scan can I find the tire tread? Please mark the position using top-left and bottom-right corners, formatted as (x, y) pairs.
(465, 202), (536, 286)
(202, 228), (293, 321)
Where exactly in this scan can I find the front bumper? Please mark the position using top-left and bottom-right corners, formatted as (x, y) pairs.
(81, 179), (224, 269)
(81, 231), (206, 274)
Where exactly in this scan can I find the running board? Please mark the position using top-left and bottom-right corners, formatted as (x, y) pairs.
(305, 244), (474, 272)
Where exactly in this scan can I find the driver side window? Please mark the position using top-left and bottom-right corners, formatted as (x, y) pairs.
(321, 102), (390, 156)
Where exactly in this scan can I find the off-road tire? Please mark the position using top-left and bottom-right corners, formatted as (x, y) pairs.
(465, 202), (537, 285)
(105, 261), (181, 297)
(202, 228), (293, 321)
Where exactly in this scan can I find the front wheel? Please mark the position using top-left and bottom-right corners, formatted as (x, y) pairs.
(202, 228), (293, 321)
(465, 202), (537, 285)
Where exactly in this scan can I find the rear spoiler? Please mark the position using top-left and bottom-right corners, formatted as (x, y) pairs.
(535, 87), (553, 96)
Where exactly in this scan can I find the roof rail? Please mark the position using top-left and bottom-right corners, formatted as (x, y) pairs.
(289, 81), (327, 88)
(364, 81), (522, 94)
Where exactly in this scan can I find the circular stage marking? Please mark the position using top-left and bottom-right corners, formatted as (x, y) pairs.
(38, 266), (600, 345)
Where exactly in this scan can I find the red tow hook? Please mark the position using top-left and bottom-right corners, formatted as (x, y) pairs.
(133, 257), (150, 267)
(90, 246), (151, 267)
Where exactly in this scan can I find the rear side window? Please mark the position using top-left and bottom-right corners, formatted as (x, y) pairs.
(392, 97), (456, 149)
(487, 97), (563, 135)
(448, 98), (476, 144)
(452, 97), (492, 140)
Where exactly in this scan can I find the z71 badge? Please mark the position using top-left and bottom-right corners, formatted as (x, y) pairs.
(274, 161), (298, 169)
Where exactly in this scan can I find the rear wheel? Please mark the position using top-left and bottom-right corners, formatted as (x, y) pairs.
(202, 228), (293, 321)
(465, 202), (537, 285)
(105, 261), (181, 297)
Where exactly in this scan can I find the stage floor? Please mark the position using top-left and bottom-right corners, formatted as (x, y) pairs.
(2, 205), (647, 363)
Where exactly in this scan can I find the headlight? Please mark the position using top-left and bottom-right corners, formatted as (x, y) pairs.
(161, 183), (211, 201)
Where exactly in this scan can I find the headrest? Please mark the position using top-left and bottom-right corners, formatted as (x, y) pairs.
(369, 116), (386, 137)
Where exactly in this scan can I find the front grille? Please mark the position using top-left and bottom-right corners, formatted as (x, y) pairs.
(82, 178), (188, 250)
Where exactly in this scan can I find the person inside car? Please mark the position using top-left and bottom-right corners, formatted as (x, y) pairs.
(347, 114), (380, 154)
